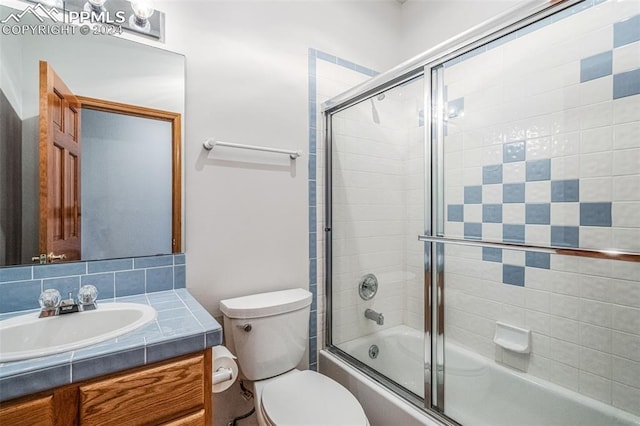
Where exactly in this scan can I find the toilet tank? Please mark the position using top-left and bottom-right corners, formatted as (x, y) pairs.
(220, 288), (312, 381)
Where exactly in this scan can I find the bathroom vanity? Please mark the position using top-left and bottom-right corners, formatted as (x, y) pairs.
(0, 290), (222, 426)
(0, 349), (211, 425)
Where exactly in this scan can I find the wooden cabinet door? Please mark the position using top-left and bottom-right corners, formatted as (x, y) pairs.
(78, 354), (206, 425)
(39, 61), (81, 262)
(160, 409), (206, 426)
(0, 395), (54, 426)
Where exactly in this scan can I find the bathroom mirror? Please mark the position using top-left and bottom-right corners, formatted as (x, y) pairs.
(0, 3), (185, 267)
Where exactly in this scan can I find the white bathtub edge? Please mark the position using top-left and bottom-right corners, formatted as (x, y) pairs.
(319, 349), (442, 426)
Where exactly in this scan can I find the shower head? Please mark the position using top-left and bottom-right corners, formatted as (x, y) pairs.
(377, 93), (385, 101)
(370, 98), (380, 124)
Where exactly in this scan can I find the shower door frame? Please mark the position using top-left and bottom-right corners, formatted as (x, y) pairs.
(321, 0), (639, 423)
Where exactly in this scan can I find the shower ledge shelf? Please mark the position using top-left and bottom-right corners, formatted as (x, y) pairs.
(493, 321), (531, 353)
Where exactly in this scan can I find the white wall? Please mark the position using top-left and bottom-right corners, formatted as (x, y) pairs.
(151, 2), (402, 425)
(399, 0), (521, 61)
(154, 0), (402, 319)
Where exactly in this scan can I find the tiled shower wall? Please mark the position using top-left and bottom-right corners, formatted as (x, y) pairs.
(442, 0), (640, 416)
(309, 50), (376, 369)
(326, 79), (425, 346)
(0, 254), (186, 314)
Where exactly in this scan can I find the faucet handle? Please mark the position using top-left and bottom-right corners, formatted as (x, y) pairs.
(78, 285), (98, 305)
(39, 289), (61, 310)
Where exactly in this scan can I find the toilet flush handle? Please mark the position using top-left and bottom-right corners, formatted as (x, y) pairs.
(236, 323), (252, 332)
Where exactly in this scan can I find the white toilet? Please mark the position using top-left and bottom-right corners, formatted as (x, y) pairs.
(220, 288), (369, 426)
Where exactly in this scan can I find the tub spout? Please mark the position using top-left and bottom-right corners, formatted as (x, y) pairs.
(365, 308), (384, 325)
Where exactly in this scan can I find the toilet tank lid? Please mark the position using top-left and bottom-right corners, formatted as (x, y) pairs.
(220, 288), (312, 319)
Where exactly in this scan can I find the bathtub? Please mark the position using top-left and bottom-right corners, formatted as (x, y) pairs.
(320, 325), (640, 426)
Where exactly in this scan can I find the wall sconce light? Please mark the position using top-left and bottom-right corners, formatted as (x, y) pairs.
(39, 0), (64, 8)
(28, 0), (166, 41)
(85, 0), (107, 12)
(130, 0), (153, 32)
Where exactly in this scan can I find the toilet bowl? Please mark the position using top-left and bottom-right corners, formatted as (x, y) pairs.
(220, 288), (368, 426)
(254, 369), (368, 426)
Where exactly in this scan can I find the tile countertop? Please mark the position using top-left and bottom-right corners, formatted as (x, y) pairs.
(0, 289), (222, 402)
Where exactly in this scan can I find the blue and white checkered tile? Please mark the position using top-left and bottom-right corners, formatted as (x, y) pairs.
(447, 165), (614, 286)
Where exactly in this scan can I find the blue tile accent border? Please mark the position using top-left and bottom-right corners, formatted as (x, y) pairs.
(0, 254), (187, 314)
(308, 48), (377, 368)
(0, 364), (71, 401)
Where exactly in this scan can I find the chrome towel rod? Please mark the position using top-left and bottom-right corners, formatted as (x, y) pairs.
(417, 235), (640, 262)
(203, 138), (302, 159)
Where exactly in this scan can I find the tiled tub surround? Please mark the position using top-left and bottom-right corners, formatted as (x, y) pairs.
(0, 254), (222, 401)
(328, 80), (425, 347)
(441, 0), (640, 416)
(0, 288), (222, 401)
(308, 49), (380, 370)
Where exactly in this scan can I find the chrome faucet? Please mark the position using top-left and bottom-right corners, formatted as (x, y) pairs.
(364, 308), (384, 325)
(38, 285), (98, 318)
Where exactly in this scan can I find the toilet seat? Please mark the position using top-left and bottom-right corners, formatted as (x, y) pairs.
(260, 370), (368, 426)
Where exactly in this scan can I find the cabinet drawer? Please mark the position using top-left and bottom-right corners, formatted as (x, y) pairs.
(161, 409), (205, 426)
(0, 395), (54, 426)
(79, 354), (206, 425)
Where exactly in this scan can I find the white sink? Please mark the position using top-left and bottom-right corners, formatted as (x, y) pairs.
(0, 303), (156, 363)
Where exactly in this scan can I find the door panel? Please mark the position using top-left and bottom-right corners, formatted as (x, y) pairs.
(39, 61), (81, 262)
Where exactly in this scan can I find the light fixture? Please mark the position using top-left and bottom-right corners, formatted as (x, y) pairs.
(130, 0), (154, 32)
(39, 0), (63, 8)
(85, 0), (107, 12)
(27, 0), (165, 41)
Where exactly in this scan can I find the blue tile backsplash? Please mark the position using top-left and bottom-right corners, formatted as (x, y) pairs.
(0, 254), (187, 314)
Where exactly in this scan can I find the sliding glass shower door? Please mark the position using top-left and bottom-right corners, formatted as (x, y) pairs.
(325, 1), (640, 425)
(430, 1), (640, 424)
(327, 76), (427, 402)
